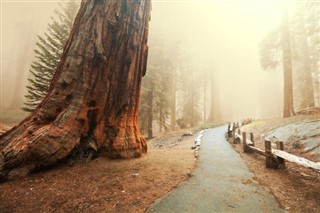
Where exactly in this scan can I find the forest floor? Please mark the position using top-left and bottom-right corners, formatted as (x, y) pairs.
(234, 114), (320, 213)
(0, 128), (197, 213)
(1, 113), (320, 212)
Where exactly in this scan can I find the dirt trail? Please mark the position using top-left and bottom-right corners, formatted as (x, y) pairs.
(147, 126), (284, 213)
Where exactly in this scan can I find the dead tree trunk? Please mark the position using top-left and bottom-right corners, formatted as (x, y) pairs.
(0, 0), (151, 181)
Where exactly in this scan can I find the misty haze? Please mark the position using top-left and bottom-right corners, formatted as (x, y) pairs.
(0, 0), (319, 212)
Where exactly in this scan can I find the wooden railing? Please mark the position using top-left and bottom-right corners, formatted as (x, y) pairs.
(227, 122), (320, 171)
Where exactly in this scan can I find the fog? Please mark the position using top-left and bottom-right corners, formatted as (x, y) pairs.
(148, 0), (285, 120)
(1, 0), (294, 122)
(1, 1), (59, 110)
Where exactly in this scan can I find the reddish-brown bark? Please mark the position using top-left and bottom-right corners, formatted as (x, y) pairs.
(0, 0), (151, 181)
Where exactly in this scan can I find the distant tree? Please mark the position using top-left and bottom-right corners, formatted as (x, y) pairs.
(179, 64), (202, 127)
(202, 72), (207, 122)
(166, 40), (182, 131)
(170, 64), (178, 131)
(181, 83), (201, 127)
(139, 38), (171, 138)
(298, 1), (320, 107)
(139, 73), (154, 138)
(259, 1), (319, 114)
(281, 2), (295, 117)
(22, 1), (79, 112)
(207, 69), (222, 122)
(259, 28), (282, 71)
(302, 1), (320, 51)
(291, 36), (315, 109)
(153, 60), (171, 132)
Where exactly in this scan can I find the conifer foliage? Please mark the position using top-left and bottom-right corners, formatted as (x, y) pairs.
(139, 38), (171, 138)
(22, 1), (78, 112)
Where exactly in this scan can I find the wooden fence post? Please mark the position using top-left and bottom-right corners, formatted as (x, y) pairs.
(242, 132), (248, 153)
(228, 123), (232, 137)
(265, 140), (276, 168)
(250, 132), (255, 147)
(276, 141), (286, 169)
(232, 123), (236, 142)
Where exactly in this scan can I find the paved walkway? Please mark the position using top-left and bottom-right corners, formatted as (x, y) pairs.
(147, 126), (285, 213)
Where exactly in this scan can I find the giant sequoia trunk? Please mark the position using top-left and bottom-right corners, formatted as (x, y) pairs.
(0, 0), (151, 181)
(281, 2), (295, 118)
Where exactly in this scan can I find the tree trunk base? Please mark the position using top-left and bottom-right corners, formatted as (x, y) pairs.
(0, 124), (147, 181)
(0, 0), (151, 182)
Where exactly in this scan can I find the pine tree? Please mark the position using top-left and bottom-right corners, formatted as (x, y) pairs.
(259, 28), (282, 71)
(180, 68), (202, 127)
(301, 1), (320, 107)
(139, 72), (155, 138)
(138, 38), (171, 137)
(22, 1), (79, 112)
(259, 1), (319, 111)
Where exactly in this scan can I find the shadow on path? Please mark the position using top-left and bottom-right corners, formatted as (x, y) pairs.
(146, 126), (285, 213)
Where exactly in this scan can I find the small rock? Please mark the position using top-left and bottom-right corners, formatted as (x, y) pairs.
(182, 132), (193, 136)
(194, 150), (199, 158)
(191, 145), (197, 149)
(132, 173), (139, 177)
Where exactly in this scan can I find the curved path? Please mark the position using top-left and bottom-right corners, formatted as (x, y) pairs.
(147, 126), (285, 213)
